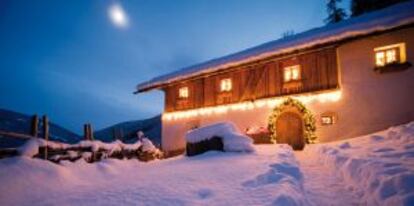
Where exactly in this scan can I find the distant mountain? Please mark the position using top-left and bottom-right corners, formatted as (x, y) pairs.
(0, 108), (82, 148)
(93, 115), (161, 147)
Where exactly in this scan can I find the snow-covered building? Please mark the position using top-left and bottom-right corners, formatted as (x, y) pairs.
(136, 2), (414, 152)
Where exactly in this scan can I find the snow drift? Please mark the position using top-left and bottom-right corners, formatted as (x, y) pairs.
(312, 122), (414, 206)
(0, 145), (304, 205)
(186, 122), (255, 152)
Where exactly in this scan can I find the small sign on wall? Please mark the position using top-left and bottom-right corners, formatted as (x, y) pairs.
(320, 112), (337, 126)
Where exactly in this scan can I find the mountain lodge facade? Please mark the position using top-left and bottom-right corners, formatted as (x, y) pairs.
(136, 2), (414, 152)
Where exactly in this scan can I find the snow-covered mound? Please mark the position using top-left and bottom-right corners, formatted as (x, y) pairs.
(0, 145), (305, 205)
(311, 122), (414, 206)
(186, 122), (255, 152)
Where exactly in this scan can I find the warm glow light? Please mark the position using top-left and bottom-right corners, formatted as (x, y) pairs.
(220, 78), (232, 92)
(178, 87), (189, 98)
(108, 3), (129, 28)
(374, 43), (406, 67)
(284, 68), (291, 82)
(284, 65), (301, 82)
(375, 51), (385, 66)
(386, 49), (397, 63)
(162, 90), (342, 121)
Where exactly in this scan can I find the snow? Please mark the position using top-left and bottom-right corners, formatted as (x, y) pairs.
(137, 1), (414, 92)
(15, 137), (160, 158)
(17, 139), (39, 157)
(0, 145), (304, 205)
(2, 121), (414, 205)
(141, 138), (157, 152)
(186, 122), (255, 152)
(305, 121), (414, 205)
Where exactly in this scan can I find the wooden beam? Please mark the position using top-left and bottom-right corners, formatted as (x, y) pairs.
(31, 115), (39, 138)
(42, 115), (49, 159)
(0, 131), (34, 139)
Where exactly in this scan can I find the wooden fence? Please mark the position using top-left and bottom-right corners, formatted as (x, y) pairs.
(0, 114), (163, 163)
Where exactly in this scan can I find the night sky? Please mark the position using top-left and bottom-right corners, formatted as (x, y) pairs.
(0, 0), (350, 133)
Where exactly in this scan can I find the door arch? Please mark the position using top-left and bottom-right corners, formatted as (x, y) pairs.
(268, 98), (317, 148)
(275, 111), (305, 150)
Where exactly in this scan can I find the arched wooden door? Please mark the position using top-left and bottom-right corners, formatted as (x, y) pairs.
(275, 112), (305, 150)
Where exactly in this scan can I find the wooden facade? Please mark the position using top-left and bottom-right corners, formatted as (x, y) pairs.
(163, 46), (339, 112)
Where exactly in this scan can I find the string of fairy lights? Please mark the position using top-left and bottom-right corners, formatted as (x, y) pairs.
(162, 90), (342, 121)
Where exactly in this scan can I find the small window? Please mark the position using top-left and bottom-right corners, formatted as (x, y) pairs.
(321, 116), (334, 125)
(320, 112), (337, 126)
(283, 65), (301, 82)
(178, 87), (189, 98)
(220, 78), (232, 92)
(374, 43), (406, 67)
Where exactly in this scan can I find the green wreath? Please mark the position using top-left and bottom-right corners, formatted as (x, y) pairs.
(267, 98), (317, 144)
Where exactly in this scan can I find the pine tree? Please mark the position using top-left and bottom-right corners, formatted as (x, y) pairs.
(325, 0), (347, 24)
(351, 0), (409, 17)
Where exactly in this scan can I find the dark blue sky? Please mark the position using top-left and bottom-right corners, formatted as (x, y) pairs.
(0, 0), (350, 133)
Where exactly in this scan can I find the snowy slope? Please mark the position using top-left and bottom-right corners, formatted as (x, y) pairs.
(137, 1), (414, 92)
(0, 109), (82, 148)
(306, 122), (414, 206)
(93, 115), (161, 146)
(1, 122), (413, 205)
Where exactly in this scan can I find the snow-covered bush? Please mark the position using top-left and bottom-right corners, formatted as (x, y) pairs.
(186, 122), (255, 153)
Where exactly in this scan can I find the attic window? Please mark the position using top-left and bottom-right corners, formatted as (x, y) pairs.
(283, 65), (301, 82)
(220, 78), (232, 92)
(178, 87), (189, 99)
(374, 43), (406, 67)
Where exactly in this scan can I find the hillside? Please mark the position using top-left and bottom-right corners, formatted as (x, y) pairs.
(0, 109), (82, 148)
(93, 115), (161, 147)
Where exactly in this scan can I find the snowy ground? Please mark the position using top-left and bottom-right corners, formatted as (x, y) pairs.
(1, 122), (414, 206)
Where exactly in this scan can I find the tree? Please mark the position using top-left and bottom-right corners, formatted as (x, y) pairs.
(281, 30), (295, 39)
(351, 0), (409, 17)
(324, 0), (347, 24)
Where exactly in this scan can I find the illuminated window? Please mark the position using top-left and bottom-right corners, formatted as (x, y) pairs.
(220, 78), (232, 92)
(374, 43), (406, 67)
(321, 116), (334, 125)
(283, 65), (301, 82)
(321, 112), (337, 126)
(178, 87), (189, 98)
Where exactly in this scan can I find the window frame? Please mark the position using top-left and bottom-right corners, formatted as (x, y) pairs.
(283, 64), (302, 83)
(178, 86), (189, 99)
(374, 43), (406, 67)
(219, 78), (233, 92)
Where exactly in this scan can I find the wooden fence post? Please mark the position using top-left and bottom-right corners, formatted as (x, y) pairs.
(42, 115), (49, 159)
(88, 124), (94, 141)
(84, 124), (89, 140)
(31, 115), (39, 138)
(83, 123), (94, 141)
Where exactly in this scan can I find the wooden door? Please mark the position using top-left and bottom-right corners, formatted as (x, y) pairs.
(275, 112), (305, 150)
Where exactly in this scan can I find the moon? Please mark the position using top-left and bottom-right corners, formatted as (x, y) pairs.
(108, 3), (129, 28)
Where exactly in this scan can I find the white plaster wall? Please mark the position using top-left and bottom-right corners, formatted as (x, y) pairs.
(161, 27), (414, 152)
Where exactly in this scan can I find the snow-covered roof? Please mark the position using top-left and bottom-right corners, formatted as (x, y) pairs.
(136, 1), (414, 92)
